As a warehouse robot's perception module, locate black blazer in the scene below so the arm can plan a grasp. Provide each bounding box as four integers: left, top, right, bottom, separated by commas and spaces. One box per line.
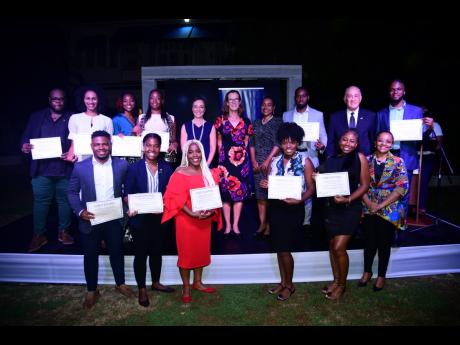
123, 158, 173, 228
20, 107, 73, 177
326, 108, 377, 157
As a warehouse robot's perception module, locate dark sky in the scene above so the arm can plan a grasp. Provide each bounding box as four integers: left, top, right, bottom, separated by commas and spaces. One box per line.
2, 16, 458, 171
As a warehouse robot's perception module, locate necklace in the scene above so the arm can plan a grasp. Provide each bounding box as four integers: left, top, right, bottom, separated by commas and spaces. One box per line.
262, 115, 273, 125
375, 156, 387, 165
192, 120, 205, 141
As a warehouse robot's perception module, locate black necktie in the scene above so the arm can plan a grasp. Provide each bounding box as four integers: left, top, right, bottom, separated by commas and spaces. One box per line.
349, 112, 356, 128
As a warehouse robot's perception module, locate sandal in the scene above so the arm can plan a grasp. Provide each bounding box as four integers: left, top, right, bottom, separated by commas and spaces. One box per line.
277, 286, 296, 301
267, 283, 284, 295
325, 285, 346, 300
321, 280, 338, 295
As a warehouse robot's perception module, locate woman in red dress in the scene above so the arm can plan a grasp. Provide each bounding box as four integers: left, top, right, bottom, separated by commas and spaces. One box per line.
162, 140, 222, 303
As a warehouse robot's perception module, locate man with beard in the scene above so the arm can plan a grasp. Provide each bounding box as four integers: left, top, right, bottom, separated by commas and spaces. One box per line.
376, 79, 434, 217
283, 86, 327, 231
21, 88, 75, 252
67, 130, 134, 309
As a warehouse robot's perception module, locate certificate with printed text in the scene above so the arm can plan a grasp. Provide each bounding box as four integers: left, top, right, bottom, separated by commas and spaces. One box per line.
142, 132, 169, 152
128, 192, 163, 214
315, 172, 350, 198
390, 119, 423, 141
190, 186, 223, 212
30, 137, 62, 160
86, 197, 123, 226
297, 121, 320, 142
112, 136, 142, 157
73, 134, 93, 156
268, 175, 302, 200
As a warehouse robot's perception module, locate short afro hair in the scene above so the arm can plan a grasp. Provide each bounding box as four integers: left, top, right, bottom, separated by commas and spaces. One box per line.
277, 122, 305, 144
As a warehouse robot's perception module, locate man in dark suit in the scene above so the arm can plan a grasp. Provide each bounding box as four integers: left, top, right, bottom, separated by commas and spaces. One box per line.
67, 130, 134, 309
377, 79, 434, 216
21, 88, 75, 252
326, 86, 377, 157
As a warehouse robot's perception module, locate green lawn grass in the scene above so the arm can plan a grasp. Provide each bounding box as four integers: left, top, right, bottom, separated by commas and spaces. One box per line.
1, 274, 459, 326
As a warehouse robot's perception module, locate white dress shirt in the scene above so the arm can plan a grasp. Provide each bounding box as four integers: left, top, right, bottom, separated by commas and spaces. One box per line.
92, 156, 114, 201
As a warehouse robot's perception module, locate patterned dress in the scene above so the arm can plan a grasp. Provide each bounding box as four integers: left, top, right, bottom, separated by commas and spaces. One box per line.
363, 152, 409, 230
215, 115, 253, 202
250, 116, 282, 199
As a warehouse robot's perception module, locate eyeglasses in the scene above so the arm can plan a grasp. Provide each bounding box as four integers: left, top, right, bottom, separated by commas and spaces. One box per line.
50, 97, 65, 102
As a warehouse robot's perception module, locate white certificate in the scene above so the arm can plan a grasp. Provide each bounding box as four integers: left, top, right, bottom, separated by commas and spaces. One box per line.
86, 197, 124, 226
30, 137, 62, 160
390, 119, 423, 141
190, 185, 223, 212
268, 175, 302, 200
297, 121, 320, 142
142, 131, 169, 152
315, 172, 350, 198
73, 134, 93, 156
112, 136, 142, 157
128, 192, 163, 214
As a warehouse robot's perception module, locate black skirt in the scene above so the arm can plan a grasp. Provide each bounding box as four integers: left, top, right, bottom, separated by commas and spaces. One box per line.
269, 200, 305, 252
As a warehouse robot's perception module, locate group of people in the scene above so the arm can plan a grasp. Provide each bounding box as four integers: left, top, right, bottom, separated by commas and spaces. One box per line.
20, 79, 440, 308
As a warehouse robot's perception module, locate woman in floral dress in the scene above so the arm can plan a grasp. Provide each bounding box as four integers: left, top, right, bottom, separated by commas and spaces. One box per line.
215, 90, 253, 236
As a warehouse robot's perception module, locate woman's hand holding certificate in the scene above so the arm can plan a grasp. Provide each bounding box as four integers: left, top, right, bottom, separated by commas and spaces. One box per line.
315, 172, 350, 198
268, 176, 302, 200
190, 185, 222, 213
128, 192, 163, 214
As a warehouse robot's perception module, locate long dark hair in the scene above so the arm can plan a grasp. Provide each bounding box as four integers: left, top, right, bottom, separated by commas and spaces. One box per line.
337, 128, 360, 170
145, 89, 168, 124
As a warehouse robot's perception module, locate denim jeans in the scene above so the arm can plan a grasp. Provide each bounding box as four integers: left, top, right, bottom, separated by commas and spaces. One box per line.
31, 176, 72, 235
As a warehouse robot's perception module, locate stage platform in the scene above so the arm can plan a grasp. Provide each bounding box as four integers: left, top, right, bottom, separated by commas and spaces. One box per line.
1, 198, 460, 285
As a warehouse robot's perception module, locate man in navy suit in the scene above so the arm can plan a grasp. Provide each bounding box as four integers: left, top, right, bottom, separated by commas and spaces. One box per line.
67, 130, 134, 309
21, 88, 75, 252
326, 86, 377, 157
377, 79, 433, 216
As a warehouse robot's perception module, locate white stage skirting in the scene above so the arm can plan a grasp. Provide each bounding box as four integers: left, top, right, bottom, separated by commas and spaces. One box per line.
1, 244, 460, 285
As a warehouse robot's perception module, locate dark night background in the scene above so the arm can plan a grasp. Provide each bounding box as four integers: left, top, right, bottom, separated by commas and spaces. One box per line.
1, 13, 458, 172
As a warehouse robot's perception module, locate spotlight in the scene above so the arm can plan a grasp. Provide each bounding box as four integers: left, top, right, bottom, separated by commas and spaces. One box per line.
184, 19, 190, 23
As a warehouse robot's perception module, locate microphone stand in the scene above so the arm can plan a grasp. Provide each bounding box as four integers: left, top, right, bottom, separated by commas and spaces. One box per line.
424, 130, 460, 230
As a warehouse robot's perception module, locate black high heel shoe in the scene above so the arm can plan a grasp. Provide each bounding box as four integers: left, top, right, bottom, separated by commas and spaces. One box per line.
357, 273, 373, 287
373, 277, 385, 292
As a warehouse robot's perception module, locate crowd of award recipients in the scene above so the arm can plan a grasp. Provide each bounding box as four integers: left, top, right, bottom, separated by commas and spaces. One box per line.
20, 79, 443, 308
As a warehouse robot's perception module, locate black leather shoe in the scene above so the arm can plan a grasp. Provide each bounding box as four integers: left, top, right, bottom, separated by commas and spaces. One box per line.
138, 297, 150, 307
138, 288, 150, 307
373, 285, 384, 292
357, 280, 368, 287
152, 284, 175, 293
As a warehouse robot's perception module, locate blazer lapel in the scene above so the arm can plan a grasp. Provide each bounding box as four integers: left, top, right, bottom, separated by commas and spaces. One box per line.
341, 111, 349, 130
112, 158, 119, 197
87, 159, 97, 201
139, 159, 148, 193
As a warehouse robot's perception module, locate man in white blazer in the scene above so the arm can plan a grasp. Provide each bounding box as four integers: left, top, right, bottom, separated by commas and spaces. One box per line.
282, 86, 327, 169
283, 86, 327, 228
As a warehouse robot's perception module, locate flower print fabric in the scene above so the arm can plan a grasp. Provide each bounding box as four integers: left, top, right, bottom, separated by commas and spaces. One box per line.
215, 115, 253, 202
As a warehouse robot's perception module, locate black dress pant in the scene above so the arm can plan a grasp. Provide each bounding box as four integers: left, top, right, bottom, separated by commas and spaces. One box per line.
130, 214, 165, 288
362, 214, 396, 277
80, 220, 125, 292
